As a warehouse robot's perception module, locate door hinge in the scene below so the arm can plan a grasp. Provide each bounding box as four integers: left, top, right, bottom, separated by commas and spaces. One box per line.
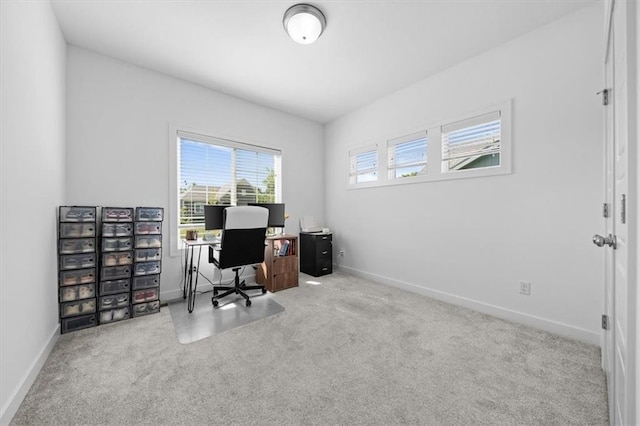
621, 194, 626, 224
597, 88, 609, 106
602, 314, 609, 330
603, 203, 609, 218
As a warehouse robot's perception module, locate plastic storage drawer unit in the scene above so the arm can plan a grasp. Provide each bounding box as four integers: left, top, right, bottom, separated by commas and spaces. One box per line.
101, 207, 134, 222
59, 206, 96, 223
132, 288, 158, 304
60, 268, 96, 286
135, 207, 164, 222
134, 235, 162, 248
99, 293, 129, 310
134, 248, 161, 262
61, 314, 97, 333
60, 253, 96, 270
99, 279, 131, 295
102, 223, 133, 237
100, 265, 131, 281
60, 283, 96, 302
102, 252, 133, 266
132, 275, 160, 290
102, 237, 133, 252
61, 299, 96, 318
132, 301, 160, 317
59, 238, 96, 254
99, 307, 130, 324
133, 261, 161, 276
59, 223, 96, 238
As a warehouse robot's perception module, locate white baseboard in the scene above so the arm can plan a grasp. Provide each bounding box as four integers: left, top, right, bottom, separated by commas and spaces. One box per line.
0, 324, 60, 426
340, 265, 600, 346
160, 288, 185, 303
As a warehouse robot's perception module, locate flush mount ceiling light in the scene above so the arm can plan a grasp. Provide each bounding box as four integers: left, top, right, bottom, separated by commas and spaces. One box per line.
283, 3, 326, 45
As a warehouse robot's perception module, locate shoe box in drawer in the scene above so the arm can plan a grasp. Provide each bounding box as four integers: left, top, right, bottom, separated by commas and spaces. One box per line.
61, 298, 96, 318
133, 222, 162, 235
102, 251, 133, 266
99, 306, 130, 324
60, 268, 96, 286
134, 235, 161, 248
59, 238, 96, 254
59, 206, 96, 223
135, 248, 161, 262
132, 301, 160, 317
59, 223, 96, 238
102, 237, 133, 252
99, 278, 130, 295
60, 283, 96, 302
59, 253, 96, 270
100, 265, 131, 281
134, 222, 162, 235
132, 287, 158, 304
133, 261, 161, 276
99, 293, 129, 310
135, 207, 164, 222
132, 275, 160, 290
61, 314, 97, 333
102, 223, 133, 237
101, 207, 134, 222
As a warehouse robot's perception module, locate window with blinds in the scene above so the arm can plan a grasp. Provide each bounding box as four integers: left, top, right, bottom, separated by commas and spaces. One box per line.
178, 132, 281, 239
388, 131, 427, 180
441, 111, 501, 172
346, 101, 510, 189
349, 145, 378, 184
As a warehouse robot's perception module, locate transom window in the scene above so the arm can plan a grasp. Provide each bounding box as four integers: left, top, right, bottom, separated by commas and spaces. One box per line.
349, 145, 378, 184
347, 100, 511, 188
388, 131, 428, 180
441, 111, 501, 173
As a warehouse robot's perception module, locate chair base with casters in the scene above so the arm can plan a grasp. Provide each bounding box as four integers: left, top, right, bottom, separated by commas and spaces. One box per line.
211, 266, 267, 307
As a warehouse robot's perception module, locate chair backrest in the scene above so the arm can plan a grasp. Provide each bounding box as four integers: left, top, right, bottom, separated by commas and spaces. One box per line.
217, 206, 268, 270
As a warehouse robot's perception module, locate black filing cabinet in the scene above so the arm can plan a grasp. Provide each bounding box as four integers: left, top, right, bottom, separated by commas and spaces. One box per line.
300, 232, 332, 277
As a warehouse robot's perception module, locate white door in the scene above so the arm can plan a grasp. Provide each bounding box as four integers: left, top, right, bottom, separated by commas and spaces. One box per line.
601, 8, 616, 419
596, 1, 636, 424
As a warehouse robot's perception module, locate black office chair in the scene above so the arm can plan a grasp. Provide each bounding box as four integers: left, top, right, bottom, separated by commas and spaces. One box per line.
209, 206, 268, 307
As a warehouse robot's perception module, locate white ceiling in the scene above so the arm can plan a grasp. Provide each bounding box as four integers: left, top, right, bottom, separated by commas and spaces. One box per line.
51, 0, 596, 124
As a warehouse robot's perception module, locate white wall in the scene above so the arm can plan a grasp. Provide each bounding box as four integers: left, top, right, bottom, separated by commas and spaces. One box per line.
0, 1, 66, 423
65, 47, 324, 300
633, 0, 639, 419
637, 0, 640, 415
324, 4, 604, 344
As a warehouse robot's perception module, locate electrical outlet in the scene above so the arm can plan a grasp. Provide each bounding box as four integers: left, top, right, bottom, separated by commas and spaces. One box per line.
338, 249, 345, 257
519, 281, 531, 296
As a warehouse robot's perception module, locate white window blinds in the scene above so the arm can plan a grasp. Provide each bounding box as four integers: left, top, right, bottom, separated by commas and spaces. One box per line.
441, 111, 501, 172
349, 145, 378, 184
388, 131, 428, 179
178, 131, 281, 238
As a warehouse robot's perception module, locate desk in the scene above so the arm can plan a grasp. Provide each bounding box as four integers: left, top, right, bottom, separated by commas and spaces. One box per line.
182, 239, 218, 313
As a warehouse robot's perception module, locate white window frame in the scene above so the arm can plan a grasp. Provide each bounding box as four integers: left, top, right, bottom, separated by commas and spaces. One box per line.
387, 131, 428, 181
169, 124, 282, 256
348, 144, 379, 188
441, 110, 502, 176
347, 100, 511, 189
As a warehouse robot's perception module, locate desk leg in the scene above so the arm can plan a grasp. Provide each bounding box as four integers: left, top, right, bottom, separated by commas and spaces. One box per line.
182, 242, 189, 300
187, 245, 202, 313
186, 246, 195, 312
